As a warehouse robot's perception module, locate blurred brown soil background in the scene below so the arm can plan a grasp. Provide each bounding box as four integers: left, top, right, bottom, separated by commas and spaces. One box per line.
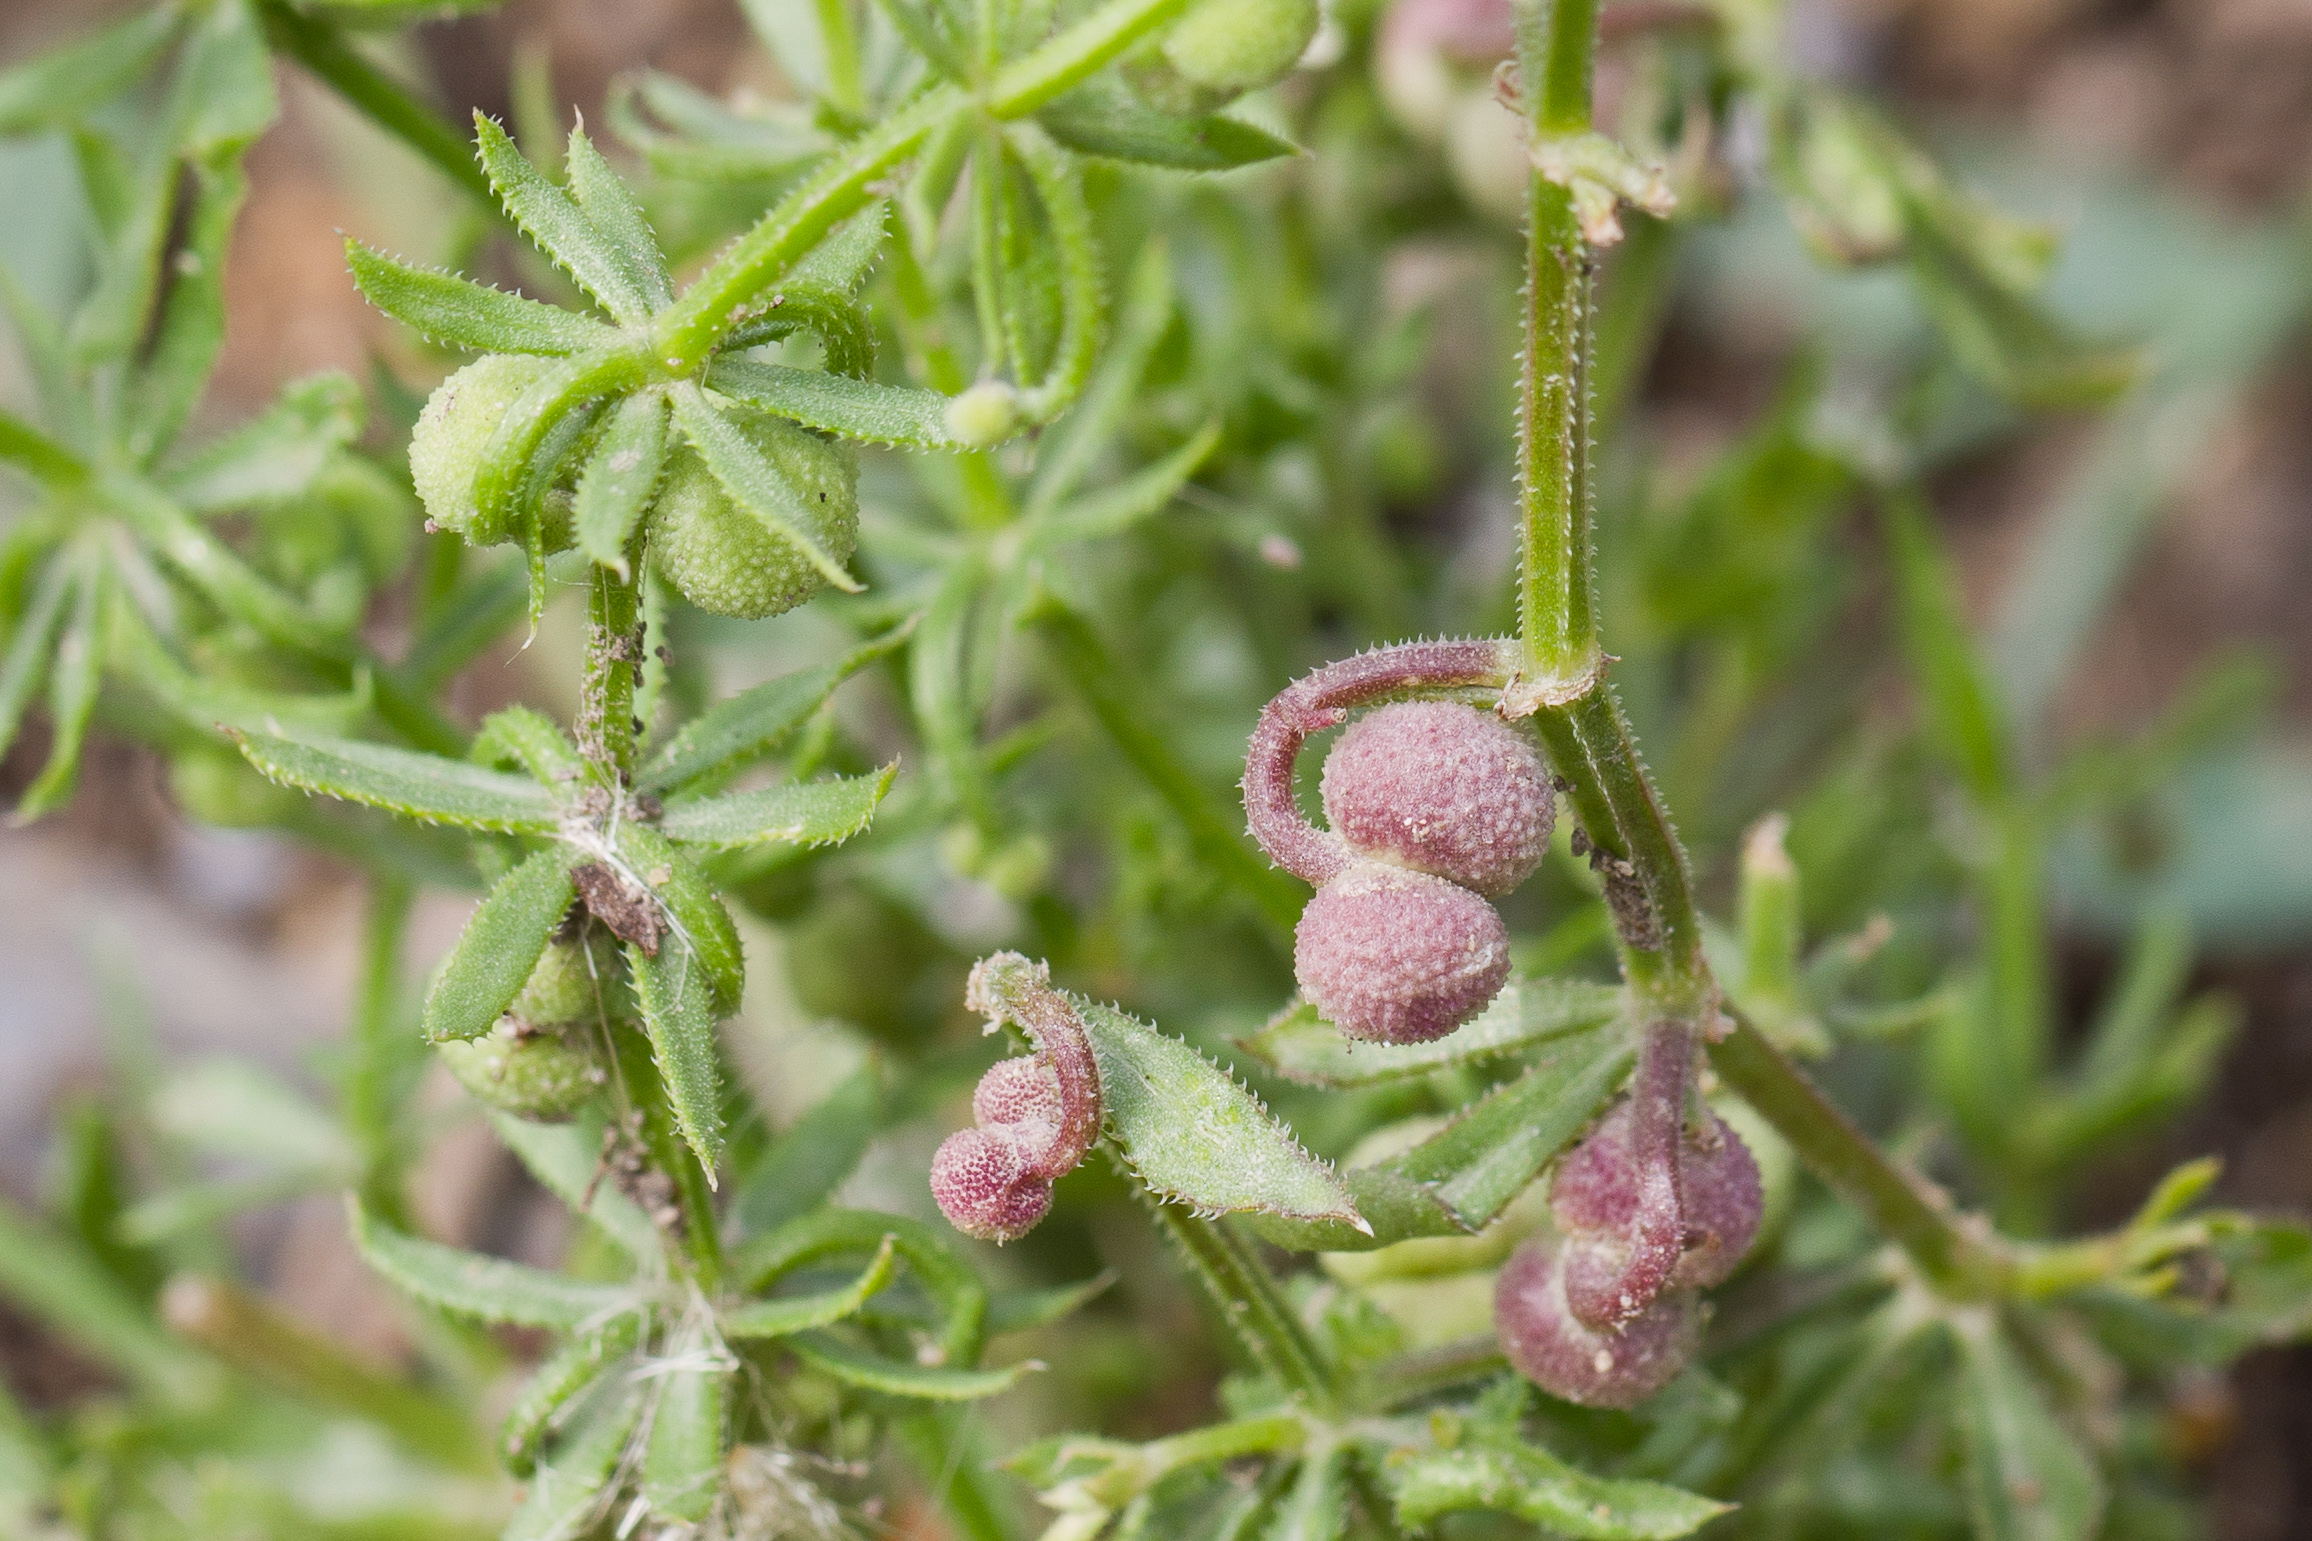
0, 0, 2308, 1534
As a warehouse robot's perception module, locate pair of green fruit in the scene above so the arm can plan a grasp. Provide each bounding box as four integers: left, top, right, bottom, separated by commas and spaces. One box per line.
434, 935, 620, 1121
410, 355, 858, 620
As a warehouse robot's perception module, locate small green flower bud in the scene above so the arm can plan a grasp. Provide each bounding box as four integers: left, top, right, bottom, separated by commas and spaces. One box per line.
944, 381, 1019, 449
410, 355, 552, 547
1162, 0, 1320, 94
436, 1019, 607, 1122
645, 408, 858, 620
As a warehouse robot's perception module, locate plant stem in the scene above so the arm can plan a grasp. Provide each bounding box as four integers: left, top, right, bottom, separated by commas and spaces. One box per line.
346, 875, 415, 1228
657, 0, 1192, 371
1149, 1202, 1334, 1411
255, 2, 496, 211
1503, 0, 2015, 1304
580, 563, 642, 787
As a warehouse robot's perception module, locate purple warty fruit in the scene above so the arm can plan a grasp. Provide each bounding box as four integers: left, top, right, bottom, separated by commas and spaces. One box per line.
933, 954, 1107, 1243
1295, 861, 1511, 1043
930, 1128, 1054, 1243
1320, 700, 1554, 897
1495, 1235, 1698, 1409
1550, 1092, 1764, 1329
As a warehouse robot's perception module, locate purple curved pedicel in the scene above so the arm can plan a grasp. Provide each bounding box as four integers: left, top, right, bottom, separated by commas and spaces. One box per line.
1241, 638, 1517, 885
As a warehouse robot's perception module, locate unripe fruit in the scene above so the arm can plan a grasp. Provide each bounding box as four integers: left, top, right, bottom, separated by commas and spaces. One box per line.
1294, 861, 1510, 1043
436, 1019, 607, 1122
1320, 700, 1553, 897
1495, 1235, 1698, 1409
508, 936, 623, 1027
411, 354, 553, 547
1666, 1110, 1765, 1292
645, 407, 858, 620
943, 381, 1019, 449
929, 1127, 1054, 1243
1161, 0, 1319, 94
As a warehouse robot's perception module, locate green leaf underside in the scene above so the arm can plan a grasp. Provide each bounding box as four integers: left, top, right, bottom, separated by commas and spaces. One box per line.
721, 1235, 895, 1338
707, 357, 962, 449
1387, 1020, 1635, 1228
639, 629, 908, 793
501, 1316, 644, 1478
576, 388, 670, 569
422, 846, 577, 1042
565, 125, 674, 312
1244, 978, 1626, 1087
505, 1379, 645, 1541
1390, 1439, 1730, 1539
164, 372, 364, 511
490, 1111, 662, 1261
1072, 995, 1364, 1228
474, 114, 650, 326
1952, 1316, 2105, 1541
627, 938, 726, 1175
471, 703, 583, 783
641, 1332, 726, 1521
1037, 78, 1300, 170
347, 243, 623, 356
787, 1333, 1026, 1400
617, 823, 746, 1016
656, 765, 893, 849
234, 728, 562, 831
349, 1200, 638, 1329
669, 381, 860, 591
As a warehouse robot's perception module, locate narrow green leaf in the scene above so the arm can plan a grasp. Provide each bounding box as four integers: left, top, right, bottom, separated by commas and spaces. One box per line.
1951, 1313, 2104, 1541
733, 1062, 881, 1236
721, 1234, 895, 1338
616, 823, 746, 1015
505, 1378, 646, 1541
111, 601, 370, 739
347, 243, 622, 356
789, 1332, 1027, 1400
1038, 78, 1300, 170
719, 282, 877, 378
0, 5, 181, 134
1241, 979, 1625, 1087
668, 381, 862, 592
627, 935, 726, 1177
565, 125, 673, 311
656, 763, 894, 850
16, 556, 102, 819
1008, 123, 1101, 424
170, 0, 278, 158
349, 1198, 640, 1329
639, 626, 907, 793
500, 1314, 644, 1477
470, 703, 583, 784
0, 408, 86, 486
129, 160, 245, 462
1026, 238, 1172, 516
1070, 993, 1364, 1228
106, 473, 337, 650
606, 70, 828, 182
0, 549, 74, 765
471, 347, 648, 546
1389, 1437, 1730, 1539
404, 556, 529, 687
234, 727, 561, 831
164, 371, 365, 511
707, 356, 966, 448
642, 1325, 728, 1521
423, 847, 579, 1042
1883, 491, 2014, 806
732, 1209, 988, 1365
491, 1111, 662, 1261
473, 113, 650, 324
988, 1272, 1115, 1335
1384, 1021, 1635, 1229
1027, 421, 1219, 549
70, 133, 174, 365
575, 388, 669, 572
788, 200, 890, 294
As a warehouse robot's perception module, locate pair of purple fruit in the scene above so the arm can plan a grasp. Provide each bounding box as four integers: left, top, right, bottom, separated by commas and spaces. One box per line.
937, 642, 1761, 1408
